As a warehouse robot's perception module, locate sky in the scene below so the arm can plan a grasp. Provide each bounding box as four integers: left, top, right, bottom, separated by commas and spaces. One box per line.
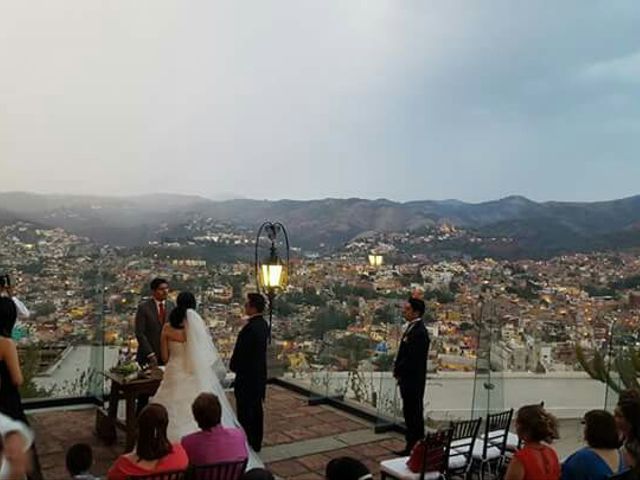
1, 1, 640, 203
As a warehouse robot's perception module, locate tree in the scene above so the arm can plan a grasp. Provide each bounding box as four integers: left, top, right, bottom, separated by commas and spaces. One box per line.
309, 306, 355, 339
34, 302, 56, 317
373, 352, 395, 371
576, 344, 639, 394
18, 345, 54, 399
373, 304, 397, 325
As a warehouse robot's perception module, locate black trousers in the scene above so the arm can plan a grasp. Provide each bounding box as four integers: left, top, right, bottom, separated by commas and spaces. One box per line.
234, 388, 264, 452
399, 380, 425, 451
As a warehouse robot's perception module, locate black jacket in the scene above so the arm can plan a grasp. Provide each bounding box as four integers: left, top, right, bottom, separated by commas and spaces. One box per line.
393, 319, 430, 387
135, 298, 175, 366
230, 315, 269, 397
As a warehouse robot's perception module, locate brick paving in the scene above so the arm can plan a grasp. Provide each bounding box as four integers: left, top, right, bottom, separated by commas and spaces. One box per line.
30, 384, 405, 479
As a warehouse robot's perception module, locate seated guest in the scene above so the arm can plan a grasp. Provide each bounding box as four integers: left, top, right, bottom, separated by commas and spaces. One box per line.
505, 404, 560, 480
66, 444, 100, 480
0, 412, 33, 480
239, 469, 275, 480
325, 457, 372, 480
610, 439, 640, 480
616, 390, 640, 442
107, 404, 188, 480
561, 410, 623, 480
181, 393, 248, 465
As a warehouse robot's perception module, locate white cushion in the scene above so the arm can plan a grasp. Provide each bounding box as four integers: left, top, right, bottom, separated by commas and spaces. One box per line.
471, 442, 502, 460
448, 453, 469, 470
487, 430, 519, 450
380, 457, 443, 480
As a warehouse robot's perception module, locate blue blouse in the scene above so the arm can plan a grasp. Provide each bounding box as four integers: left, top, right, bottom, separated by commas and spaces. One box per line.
561, 447, 623, 480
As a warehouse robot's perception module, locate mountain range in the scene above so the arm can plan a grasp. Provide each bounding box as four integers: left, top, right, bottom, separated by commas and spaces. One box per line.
2, 191, 640, 258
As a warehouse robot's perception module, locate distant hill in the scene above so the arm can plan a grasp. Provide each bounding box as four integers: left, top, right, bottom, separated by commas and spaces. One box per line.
1, 192, 640, 258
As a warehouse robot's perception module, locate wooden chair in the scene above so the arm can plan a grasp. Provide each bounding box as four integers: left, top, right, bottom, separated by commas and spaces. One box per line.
469, 409, 513, 480
380, 428, 453, 480
126, 469, 187, 480
190, 459, 249, 480
448, 417, 482, 479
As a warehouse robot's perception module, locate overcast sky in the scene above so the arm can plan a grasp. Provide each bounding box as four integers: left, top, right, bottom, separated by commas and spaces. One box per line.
1, 1, 639, 203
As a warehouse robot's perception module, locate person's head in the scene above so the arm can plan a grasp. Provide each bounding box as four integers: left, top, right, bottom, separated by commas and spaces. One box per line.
624, 439, 640, 473
66, 443, 93, 476
191, 392, 222, 430
403, 297, 425, 322
583, 410, 620, 449
135, 404, 172, 461
0, 297, 17, 338
515, 404, 559, 444
150, 278, 169, 302
245, 293, 266, 317
325, 457, 372, 480
169, 291, 197, 329
239, 469, 275, 480
615, 390, 640, 441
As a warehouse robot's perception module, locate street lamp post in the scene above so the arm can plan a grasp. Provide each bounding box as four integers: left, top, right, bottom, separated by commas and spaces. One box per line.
255, 221, 290, 342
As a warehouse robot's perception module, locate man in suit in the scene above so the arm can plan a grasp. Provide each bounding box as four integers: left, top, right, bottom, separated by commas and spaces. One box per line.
230, 293, 269, 452
393, 297, 430, 455
135, 277, 174, 411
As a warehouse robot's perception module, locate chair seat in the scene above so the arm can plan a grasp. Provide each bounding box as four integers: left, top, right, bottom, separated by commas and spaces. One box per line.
380, 457, 443, 480
470, 442, 502, 461
448, 453, 469, 470
485, 431, 518, 449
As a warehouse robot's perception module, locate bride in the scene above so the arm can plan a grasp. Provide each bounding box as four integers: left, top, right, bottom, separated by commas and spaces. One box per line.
150, 291, 262, 469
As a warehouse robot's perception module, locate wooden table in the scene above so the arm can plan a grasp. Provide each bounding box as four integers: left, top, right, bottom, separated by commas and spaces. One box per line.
96, 371, 162, 451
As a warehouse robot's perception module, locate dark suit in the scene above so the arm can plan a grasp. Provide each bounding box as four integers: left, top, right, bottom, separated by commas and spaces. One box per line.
394, 318, 430, 451
135, 298, 175, 367
135, 298, 174, 413
230, 315, 269, 452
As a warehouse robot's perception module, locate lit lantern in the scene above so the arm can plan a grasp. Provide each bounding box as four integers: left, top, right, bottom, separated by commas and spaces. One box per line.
368, 253, 384, 267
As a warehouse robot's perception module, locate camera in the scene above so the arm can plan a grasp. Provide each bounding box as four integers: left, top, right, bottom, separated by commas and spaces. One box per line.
0, 274, 11, 289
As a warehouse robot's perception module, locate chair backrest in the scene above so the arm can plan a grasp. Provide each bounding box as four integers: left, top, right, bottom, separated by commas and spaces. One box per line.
190, 459, 249, 480
127, 469, 187, 480
483, 409, 514, 458
417, 428, 453, 480
449, 417, 482, 465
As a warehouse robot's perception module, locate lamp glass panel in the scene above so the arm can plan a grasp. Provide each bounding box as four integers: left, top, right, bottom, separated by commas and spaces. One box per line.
261, 263, 283, 288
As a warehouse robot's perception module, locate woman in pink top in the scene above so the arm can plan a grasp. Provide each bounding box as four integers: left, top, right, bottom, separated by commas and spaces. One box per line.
505, 404, 561, 480
108, 404, 188, 480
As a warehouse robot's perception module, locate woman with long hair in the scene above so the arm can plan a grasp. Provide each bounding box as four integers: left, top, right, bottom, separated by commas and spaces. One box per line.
505, 404, 560, 480
107, 404, 188, 480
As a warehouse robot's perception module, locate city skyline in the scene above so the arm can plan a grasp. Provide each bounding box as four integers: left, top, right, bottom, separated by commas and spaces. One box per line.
1, 2, 640, 202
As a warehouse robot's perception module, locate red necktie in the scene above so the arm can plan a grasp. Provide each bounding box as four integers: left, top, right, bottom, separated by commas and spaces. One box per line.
158, 302, 166, 324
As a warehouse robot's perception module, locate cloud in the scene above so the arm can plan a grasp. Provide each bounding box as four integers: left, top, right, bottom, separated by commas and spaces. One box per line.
581, 50, 640, 84
1, 1, 640, 202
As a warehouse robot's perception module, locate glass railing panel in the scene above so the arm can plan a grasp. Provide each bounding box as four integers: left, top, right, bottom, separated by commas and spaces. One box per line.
0, 224, 111, 402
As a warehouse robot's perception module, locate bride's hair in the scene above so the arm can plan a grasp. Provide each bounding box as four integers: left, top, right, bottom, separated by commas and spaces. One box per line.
169, 291, 197, 329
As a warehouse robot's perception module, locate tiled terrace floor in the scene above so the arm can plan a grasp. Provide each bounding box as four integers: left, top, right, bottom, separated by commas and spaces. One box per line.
30, 385, 404, 479
30, 384, 582, 479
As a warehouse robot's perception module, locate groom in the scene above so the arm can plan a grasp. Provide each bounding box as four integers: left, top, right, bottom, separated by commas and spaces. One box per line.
230, 293, 269, 452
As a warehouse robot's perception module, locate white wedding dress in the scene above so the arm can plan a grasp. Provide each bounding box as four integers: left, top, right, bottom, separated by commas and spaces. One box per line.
151, 309, 263, 469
